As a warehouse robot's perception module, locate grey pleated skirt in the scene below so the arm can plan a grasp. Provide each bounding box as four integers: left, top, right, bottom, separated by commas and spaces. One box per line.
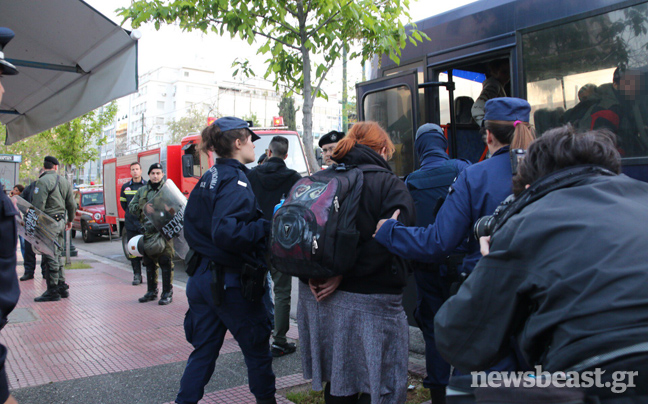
297, 281, 409, 404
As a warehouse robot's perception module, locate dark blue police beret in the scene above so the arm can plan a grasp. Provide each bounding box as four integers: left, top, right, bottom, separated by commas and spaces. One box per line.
0, 27, 18, 76
212, 116, 260, 142
484, 97, 531, 123
319, 130, 345, 148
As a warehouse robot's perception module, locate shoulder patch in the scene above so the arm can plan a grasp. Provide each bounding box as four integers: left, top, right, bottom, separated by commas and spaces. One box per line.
34, 187, 39, 194
237, 180, 248, 188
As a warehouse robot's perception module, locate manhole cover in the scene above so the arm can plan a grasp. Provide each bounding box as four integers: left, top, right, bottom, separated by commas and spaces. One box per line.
7, 308, 40, 324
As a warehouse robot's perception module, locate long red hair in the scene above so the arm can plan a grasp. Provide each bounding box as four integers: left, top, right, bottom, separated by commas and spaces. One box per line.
332, 121, 395, 161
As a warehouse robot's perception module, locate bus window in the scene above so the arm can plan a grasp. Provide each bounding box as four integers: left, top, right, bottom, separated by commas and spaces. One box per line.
363, 86, 415, 176
439, 70, 486, 126
522, 3, 648, 157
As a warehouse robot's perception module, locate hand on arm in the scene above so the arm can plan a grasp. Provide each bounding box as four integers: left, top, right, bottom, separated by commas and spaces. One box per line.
373, 209, 400, 237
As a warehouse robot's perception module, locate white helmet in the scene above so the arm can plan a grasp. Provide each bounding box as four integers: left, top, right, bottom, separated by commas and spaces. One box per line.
127, 235, 144, 258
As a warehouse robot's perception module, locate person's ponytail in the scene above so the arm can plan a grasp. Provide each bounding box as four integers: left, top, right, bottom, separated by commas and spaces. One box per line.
510, 122, 536, 149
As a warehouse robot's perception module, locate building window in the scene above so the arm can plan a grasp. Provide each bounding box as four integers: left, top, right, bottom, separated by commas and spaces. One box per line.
157, 101, 165, 110
184, 71, 189, 77
156, 117, 164, 125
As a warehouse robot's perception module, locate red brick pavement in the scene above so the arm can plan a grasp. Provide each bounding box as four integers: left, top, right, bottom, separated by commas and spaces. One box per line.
2, 253, 303, 399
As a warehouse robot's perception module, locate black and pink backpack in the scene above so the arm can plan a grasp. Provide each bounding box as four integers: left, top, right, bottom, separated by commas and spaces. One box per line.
270, 163, 389, 278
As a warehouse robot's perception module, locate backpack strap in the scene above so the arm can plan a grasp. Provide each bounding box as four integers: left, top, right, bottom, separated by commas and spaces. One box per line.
357, 164, 393, 175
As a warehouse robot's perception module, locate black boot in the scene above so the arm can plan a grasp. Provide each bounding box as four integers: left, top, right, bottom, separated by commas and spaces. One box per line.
20, 272, 34, 281
132, 259, 142, 285
35, 285, 61, 302
158, 267, 173, 305
58, 281, 70, 298
139, 266, 158, 303
430, 387, 446, 404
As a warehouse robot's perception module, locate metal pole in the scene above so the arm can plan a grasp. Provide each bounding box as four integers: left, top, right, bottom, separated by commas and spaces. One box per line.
65, 228, 71, 265
447, 70, 458, 159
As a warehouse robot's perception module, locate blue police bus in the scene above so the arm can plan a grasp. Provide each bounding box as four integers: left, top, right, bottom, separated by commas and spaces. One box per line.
357, 0, 648, 182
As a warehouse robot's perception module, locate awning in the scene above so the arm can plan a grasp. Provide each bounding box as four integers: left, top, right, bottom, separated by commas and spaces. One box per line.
0, 0, 138, 145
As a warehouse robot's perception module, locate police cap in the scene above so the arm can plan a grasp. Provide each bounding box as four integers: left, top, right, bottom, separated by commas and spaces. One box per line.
319, 131, 345, 148
0, 28, 18, 76
44, 156, 60, 166
213, 116, 260, 142
483, 97, 531, 123
148, 162, 163, 175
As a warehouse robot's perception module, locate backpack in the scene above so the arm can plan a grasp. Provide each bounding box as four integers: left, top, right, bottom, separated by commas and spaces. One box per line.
270, 163, 390, 278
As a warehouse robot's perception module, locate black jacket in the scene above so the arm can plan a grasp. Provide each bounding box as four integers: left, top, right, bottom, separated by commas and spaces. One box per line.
120, 178, 147, 232
0, 188, 19, 387
247, 157, 301, 221
435, 173, 648, 373
333, 144, 415, 294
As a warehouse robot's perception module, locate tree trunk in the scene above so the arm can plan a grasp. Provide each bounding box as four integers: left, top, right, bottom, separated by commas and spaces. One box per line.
297, 1, 319, 173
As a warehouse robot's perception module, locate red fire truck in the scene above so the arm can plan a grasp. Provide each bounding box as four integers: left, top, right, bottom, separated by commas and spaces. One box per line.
103, 122, 311, 258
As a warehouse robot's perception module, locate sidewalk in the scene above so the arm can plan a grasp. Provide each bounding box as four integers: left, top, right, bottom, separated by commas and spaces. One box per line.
3, 250, 428, 403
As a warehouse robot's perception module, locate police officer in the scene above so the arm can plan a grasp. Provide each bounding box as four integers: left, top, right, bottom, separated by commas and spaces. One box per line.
404, 123, 470, 403
32, 156, 77, 302
120, 162, 147, 285
0, 26, 20, 404
177, 117, 276, 404
374, 98, 536, 373
318, 130, 345, 166
129, 163, 174, 305
375, 98, 535, 275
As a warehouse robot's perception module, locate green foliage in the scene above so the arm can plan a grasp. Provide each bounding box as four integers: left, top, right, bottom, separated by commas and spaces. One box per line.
119, 0, 429, 169
278, 94, 297, 130
285, 389, 324, 404
241, 112, 260, 127
168, 107, 209, 144
43, 102, 118, 172
0, 125, 52, 183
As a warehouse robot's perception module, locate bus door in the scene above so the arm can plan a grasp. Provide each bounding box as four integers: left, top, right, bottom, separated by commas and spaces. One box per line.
356, 69, 419, 178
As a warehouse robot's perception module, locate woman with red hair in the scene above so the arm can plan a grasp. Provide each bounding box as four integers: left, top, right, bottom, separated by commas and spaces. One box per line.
298, 121, 415, 404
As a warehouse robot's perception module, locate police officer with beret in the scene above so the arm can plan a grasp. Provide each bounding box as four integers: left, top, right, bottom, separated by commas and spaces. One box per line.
318, 130, 345, 166
129, 163, 175, 305
177, 117, 276, 404
32, 155, 77, 302
120, 162, 147, 285
0, 26, 20, 404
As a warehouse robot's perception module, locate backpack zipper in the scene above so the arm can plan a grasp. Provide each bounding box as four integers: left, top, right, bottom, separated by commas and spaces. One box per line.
312, 236, 318, 254
334, 196, 339, 212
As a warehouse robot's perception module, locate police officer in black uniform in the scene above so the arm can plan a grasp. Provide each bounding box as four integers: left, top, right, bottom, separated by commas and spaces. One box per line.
318, 130, 345, 166
0, 26, 20, 404
177, 117, 276, 404
120, 162, 147, 285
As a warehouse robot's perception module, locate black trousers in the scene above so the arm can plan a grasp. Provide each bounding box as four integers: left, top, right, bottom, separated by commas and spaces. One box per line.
23, 240, 48, 277
125, 229, 143, 275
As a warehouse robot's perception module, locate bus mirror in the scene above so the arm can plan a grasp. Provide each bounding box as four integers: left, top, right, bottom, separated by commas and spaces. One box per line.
182, 154, 194, 178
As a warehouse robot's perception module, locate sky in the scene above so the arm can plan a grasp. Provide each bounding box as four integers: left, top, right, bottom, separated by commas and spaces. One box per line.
86, 0, 479, 91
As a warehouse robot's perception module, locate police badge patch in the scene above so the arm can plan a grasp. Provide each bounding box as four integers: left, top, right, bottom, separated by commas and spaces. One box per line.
34, 187, 39, 194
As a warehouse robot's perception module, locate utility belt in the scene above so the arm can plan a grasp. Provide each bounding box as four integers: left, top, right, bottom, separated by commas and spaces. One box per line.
52, 213, 64, 222
185, 248, 267, 306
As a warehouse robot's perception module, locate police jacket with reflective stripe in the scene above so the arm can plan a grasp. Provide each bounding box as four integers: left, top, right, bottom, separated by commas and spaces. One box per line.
121, 179, 147, 232
435, 173, 648, 373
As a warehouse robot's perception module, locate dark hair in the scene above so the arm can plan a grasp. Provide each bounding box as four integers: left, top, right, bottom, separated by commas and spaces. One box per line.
332, 121, 395, 161
199, 125, 249, 158
480, 120, 536, 150
130, 162, 141, 168
14, 184, 24, 193
512, 125, 621, 196
44, 161, 55, 169
268, 136, 289, 158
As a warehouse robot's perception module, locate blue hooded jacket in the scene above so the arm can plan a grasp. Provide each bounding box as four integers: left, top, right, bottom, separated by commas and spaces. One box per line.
405, 124, 470, 228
